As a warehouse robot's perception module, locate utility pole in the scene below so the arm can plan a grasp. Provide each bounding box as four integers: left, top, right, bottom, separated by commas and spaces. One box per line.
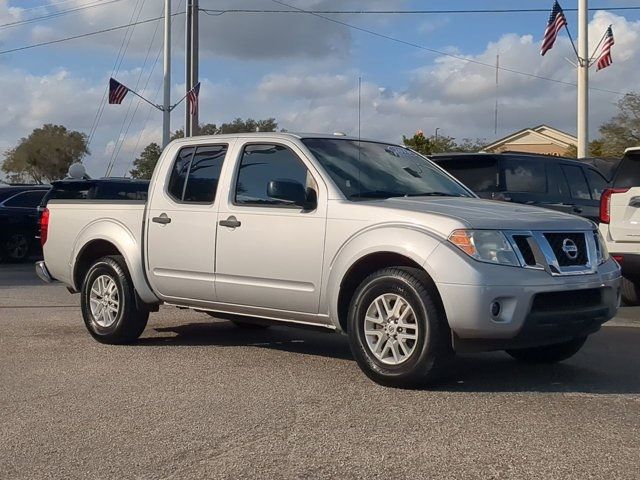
190, 0, 199, 135
162, 0, 171, 148
184, 0, 192, 137
577, 0, 589, 157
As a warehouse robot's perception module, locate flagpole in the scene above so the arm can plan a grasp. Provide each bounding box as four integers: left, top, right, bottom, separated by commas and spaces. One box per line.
577, 0, 588, 158
588, 26, 609, 65
162, 0, 171, 148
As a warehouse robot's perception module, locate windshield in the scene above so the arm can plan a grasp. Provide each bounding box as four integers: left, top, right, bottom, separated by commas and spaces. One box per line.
301, 138, 473, 200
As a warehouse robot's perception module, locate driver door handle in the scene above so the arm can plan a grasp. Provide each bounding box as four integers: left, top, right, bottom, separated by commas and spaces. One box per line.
219, 216, 241, 228
152, 213, 171, 224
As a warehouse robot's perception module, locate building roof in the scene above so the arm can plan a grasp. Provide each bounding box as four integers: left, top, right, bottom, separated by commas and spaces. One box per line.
484, 125, 577, 151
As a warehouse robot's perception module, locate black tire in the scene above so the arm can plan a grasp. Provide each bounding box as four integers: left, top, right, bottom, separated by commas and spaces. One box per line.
2, 231, 31, 262
505, 336, 587, 364
80, 255, 149, 344
620, 276, 640, 306
347, 267, 452, 388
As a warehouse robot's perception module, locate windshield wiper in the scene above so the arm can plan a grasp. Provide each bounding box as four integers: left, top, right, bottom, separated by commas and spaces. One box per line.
403, 192, 463, 197
349, 190, 403, 199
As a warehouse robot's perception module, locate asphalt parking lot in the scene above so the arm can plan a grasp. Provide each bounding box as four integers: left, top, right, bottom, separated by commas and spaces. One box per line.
1, 264, 639, 479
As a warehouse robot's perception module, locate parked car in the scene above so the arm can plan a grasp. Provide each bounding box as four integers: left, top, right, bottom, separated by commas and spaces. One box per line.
599, 147, 640, 304
431, 152, 610, 222
36, 133, 620, 387
41, 178, 149, 206
0, 185, 50, 262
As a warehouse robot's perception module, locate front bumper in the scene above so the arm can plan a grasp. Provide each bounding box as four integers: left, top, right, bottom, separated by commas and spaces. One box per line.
434, 258, 621, 352
35, 260, 53, 283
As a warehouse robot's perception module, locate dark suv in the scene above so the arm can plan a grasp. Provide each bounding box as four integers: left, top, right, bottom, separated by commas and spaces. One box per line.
0, 185, 50, 261
431, 153, 611, 221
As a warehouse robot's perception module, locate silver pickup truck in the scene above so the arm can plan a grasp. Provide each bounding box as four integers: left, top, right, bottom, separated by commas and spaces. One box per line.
37, 133, 621, 387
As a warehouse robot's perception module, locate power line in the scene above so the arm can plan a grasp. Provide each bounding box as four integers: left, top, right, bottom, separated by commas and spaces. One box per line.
86, 0, 144, 159
201, 6, 640, 15
268, 0, 626, 96
0, 0, 126, 30
0, 13, 182, 56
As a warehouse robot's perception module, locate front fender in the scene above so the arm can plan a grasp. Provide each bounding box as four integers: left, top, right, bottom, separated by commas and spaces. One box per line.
321, 223, 444, 331
71, 218, 158, 304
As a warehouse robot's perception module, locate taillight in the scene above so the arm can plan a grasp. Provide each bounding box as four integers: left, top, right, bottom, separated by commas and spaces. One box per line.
40, 207, 49, 247
599, 188, 629, 224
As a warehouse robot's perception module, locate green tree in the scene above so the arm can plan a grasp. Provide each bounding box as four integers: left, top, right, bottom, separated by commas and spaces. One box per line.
595, 92, 640, 157
2, 124, 89, 183
402, 130, 431, 155
130, 142, 162, 179
402, 130, 486, 155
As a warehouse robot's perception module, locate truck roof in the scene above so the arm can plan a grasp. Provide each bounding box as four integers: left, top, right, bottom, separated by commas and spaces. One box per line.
168, 131, 391, 145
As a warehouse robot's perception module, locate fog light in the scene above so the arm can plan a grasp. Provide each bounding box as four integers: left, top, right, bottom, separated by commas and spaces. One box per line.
490, 301, 501, 317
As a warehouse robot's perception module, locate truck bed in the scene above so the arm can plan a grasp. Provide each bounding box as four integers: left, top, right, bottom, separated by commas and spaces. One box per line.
44, 200, 146, 288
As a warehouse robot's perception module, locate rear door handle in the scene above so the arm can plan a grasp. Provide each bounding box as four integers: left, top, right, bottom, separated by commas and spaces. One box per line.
152, 213, 171, 224
219, 216, 241, 228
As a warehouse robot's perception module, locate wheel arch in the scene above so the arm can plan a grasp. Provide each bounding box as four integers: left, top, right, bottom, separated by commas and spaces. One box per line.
322, 224, 444, 333
71, 221, 158, 304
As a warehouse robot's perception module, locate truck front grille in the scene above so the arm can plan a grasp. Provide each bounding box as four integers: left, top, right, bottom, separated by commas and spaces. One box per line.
543, 232, 588, 267
506, 230, 596, 276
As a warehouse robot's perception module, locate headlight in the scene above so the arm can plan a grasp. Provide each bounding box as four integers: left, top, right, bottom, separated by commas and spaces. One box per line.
595, 230, 609, 265
449, 229, 520, 267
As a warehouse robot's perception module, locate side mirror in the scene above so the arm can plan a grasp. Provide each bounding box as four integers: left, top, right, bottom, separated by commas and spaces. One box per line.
267, 179, 316, 209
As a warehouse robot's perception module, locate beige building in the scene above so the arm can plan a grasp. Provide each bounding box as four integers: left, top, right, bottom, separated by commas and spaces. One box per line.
484, 125, 577, 156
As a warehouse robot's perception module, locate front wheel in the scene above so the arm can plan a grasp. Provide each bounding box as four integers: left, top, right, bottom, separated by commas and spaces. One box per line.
347, 267, 452, 388
505, 336, 587, 364
81, 255, 149, 344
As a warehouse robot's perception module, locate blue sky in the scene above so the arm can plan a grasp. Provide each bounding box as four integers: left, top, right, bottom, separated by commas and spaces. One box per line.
2, 0, 640, 177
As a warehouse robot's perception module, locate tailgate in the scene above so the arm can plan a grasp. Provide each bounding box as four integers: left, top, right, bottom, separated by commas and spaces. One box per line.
609, 187, 640, 241
610, 151, 640, 242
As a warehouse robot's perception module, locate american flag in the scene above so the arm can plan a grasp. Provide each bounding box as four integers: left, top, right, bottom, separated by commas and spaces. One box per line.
596, 26, 615, 71
108, 77, 129, 104
187, 82, 201, 116
541, 1, 568, 56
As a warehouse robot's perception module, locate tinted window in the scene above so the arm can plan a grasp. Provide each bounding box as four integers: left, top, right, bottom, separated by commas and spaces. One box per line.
562, 165, 591, 200
4, 190, 47, 208
547, 163, 570, 196
302, 139, 471, 199
437, 157, 498, 192
167, 147, 195, 201
182, 146, 226, 203
92, 182, 149, 200
613, 152, 640, 188
502, 157, 546, 193
586, 169, 608, 201
235, 144, 312, 206
167, 146, 226, 203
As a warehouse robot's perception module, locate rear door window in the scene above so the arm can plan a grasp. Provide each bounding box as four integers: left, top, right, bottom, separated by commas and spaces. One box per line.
561, 165, 591, 200
547, 163, 570, 197
3, 190, 47, 208
586, 169, 608, 201
166, 145, 227, 203
613, 152, 640, 188
502, 157, 546, 193
436, 157, 498, 192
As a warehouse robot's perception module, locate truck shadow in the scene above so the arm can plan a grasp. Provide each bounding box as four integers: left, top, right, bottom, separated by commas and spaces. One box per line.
139, 322, 640, 394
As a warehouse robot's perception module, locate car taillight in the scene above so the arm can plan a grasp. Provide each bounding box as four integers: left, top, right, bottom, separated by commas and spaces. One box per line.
40, 207, 49, 246
599, 188, 629, 224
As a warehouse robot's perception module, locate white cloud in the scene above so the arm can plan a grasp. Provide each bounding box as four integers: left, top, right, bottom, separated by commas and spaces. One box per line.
3, 10, 640, 180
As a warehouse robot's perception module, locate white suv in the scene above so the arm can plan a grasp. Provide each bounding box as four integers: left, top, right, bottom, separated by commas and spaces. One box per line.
599, 147, 640, 304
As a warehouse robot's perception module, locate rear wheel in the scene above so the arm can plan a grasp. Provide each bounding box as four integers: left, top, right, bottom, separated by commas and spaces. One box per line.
3, 232, 31, 262
81, 255, 149, 344
347, 267, 452, 388
505, 336, 587, 364
620, 276, 640, 306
